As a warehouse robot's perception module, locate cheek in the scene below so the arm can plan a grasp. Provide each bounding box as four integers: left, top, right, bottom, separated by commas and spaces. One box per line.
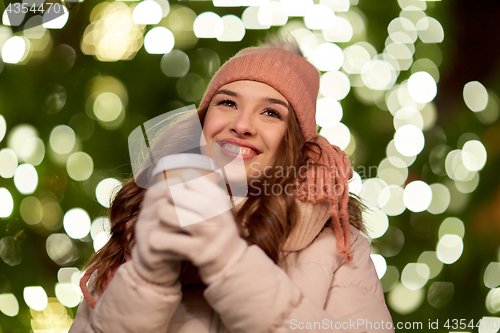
264, 126, 287, 154
202, 110, 226, 140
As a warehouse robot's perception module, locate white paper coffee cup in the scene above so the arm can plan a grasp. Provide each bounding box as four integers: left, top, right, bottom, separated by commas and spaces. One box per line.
152, 153, 220, 185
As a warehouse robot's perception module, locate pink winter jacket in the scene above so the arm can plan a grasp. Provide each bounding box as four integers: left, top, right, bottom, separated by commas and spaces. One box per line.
70, 201, 394, 333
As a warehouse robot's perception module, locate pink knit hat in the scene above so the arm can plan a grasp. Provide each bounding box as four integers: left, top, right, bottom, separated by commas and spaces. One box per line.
198, 46, 354, 261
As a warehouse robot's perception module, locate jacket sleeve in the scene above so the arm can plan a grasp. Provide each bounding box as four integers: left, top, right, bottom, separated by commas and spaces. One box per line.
69, 261, 182, 333
203, 228, 394, 333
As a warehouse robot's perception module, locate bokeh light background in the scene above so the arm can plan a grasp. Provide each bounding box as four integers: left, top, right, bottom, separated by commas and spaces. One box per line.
1, 0, 500, 331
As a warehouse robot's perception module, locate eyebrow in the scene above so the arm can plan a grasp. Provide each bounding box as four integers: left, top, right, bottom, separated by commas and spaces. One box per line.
214, 89, 290, 110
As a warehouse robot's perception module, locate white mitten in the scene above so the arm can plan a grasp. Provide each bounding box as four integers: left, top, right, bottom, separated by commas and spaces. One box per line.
131, 184, 184, 287
150, 170, 248, 285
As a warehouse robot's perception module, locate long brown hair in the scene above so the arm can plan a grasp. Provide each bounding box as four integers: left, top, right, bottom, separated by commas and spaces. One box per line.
84, 104, 365, 295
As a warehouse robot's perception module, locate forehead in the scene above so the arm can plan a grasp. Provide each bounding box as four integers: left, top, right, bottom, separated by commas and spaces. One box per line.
217, 81, 289, 103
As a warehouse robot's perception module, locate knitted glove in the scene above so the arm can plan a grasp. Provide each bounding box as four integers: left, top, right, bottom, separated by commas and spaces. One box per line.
150, 169, 248, 285
131, 183, 184, 287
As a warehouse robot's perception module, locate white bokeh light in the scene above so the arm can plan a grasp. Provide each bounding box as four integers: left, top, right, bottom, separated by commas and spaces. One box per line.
360, 178, 389, 208
216, 15, 246, 42
407, 71, 437, 103
393, 107, 423, 130
313, 43, 344, 72
66, 152, 93, 181
13, 163, 38, 195
370, 254, 387, 279
379, 185, 406, 216
133, 0, 163, 25
323, 16, 353, 43
484, 263, 500, 289
417, 251, 443, 279
281, 0, 314, 16
479, 317, 500, 333
342, 44, 371, 74
63, 208, 91, 239
1, 36, 28, 64
439, 217, 465, 239
348, 171, 362, 195
388, 283, 425, 315
304, 4, 335, 30
7, 124, 38, 158
320, 0, 349, 11
0, 115, 6, 142
463, 81, 488, 112
242, 6, 271, 30
57, 267, 80, 284
95, 178, 122, 208
427, 183, 450, 215
91, 217, 112, 251
50, 125, 76, 155
94, 92, 122, 122
261, 1, 287, 26
23, 286, 48, 311
401, 263, 429, 291
319, 71, 350, 100
144, 27, 175, 54
462, 140, 487, 171
394, 124, 424, 157
416, 17, 444, 43
194, 12, 223, 37
437, 234, 463, 264
319, 122, 351, 150
388, 17, 417, 42
55, 283, 82, 308
90, 217, 111, 240
42, 4, 69, 29
485, 292, 500, 315
445, 149, 467, 181
0, 148, 18, 178
378, 157, 408, 186
362, 208, 389, 239
361, 59, 397, 91
403, 180, 432, 212
0, 293, 19, 317
316, 97, 343, 127
0, 188, 14, 218
21, 137, 45, 166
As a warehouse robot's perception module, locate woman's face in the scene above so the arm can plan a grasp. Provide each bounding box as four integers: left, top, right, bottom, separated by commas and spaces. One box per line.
201, 80, 290, 185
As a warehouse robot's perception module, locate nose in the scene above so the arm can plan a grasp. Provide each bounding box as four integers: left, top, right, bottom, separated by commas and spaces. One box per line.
230, 108, 256, 137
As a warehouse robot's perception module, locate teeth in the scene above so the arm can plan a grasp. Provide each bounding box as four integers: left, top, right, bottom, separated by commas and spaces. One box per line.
221, 143, 257, 156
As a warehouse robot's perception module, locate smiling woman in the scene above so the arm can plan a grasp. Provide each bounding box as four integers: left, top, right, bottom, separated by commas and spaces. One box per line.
201, 81, 290, 181
69, 36, 394, 333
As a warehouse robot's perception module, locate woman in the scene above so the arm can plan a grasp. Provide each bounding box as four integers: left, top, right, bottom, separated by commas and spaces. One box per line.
70, 38, 394, 333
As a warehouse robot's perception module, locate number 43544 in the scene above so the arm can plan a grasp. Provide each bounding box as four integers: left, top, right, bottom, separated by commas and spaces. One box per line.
443, 319, 481, 330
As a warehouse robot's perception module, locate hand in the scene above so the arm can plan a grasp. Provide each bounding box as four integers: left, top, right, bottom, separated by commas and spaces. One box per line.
150, 169, 248, 285
131, 183, 184, 287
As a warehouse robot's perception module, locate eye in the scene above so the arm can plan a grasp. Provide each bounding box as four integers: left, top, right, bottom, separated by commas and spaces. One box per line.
263, 108, 283, 120
217, 99, 237, 108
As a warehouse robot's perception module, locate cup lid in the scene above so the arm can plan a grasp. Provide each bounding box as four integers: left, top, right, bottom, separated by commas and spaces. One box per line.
152, 154, 215, 178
